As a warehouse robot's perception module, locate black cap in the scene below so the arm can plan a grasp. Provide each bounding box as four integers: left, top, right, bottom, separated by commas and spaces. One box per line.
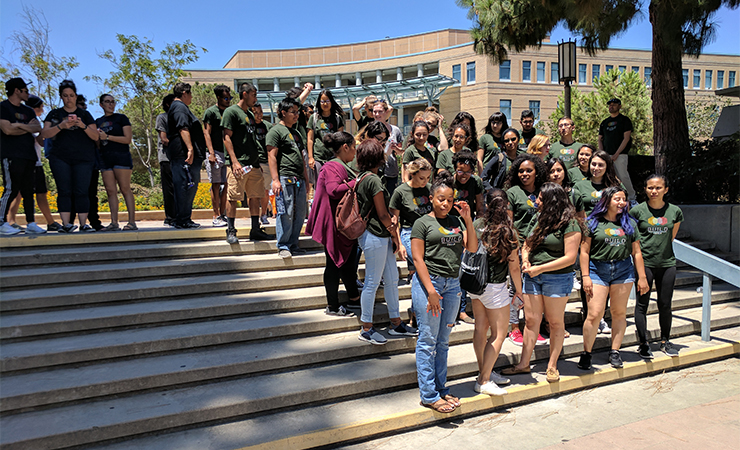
25, 94, 43, 108
5, 77, 28, 95
607, 98, 621, 105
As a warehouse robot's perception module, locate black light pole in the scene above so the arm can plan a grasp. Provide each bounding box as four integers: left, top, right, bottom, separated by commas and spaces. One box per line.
558, 39, 577, 118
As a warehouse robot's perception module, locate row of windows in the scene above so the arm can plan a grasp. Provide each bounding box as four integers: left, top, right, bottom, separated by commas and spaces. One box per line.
682, 69, 736, 90
499, 100, 541, 123
452, 62, 476, 85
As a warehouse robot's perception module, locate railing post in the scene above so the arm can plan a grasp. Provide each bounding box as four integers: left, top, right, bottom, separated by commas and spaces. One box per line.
702, 272, 713, 341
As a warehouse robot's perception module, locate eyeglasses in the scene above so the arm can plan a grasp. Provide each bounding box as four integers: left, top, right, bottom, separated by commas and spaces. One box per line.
521, 120, 534, 125
319, 100, 331, 104
504, 137, 518, 143
102, 99, 116, 104
287, 109, 300, 115
456, 170, 474, 175
221, 96, 232, 101
374, 135, 388, 144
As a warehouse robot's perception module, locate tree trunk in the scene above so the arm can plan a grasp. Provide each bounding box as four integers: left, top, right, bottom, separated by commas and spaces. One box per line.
650, 1, 691, 175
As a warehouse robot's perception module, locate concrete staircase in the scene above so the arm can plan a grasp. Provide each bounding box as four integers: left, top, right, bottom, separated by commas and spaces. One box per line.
1, 225, 738, 450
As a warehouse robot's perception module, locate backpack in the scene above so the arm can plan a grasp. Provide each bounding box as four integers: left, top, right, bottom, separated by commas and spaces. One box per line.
482, 152, 507, 192
335, 173, 371, 240
459, 241, 488, 296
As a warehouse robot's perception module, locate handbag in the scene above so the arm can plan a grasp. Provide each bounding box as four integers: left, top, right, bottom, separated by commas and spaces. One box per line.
459, 241, 488, 296
335, 173, 371, 240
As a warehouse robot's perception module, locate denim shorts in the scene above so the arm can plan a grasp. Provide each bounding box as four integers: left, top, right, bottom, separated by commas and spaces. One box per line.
589, 258, 635, 286
100, 151, 133, 171
523, 272, 574, 298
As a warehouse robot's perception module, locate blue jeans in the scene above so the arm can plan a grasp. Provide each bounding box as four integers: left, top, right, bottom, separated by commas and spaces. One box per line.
412, 273, 461, 405
276, 176, 307, 252
400, 227, 415, 271
523, 272, 574, 297
49, 156, 93, 213
358, 229, 400, 323
171, 157, 202, 226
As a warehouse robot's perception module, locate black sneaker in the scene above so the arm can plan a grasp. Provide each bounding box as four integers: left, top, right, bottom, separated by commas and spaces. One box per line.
660, 341, 679, 357
638, 343, 654, 360
577, 351, 592, 370
226, 228, 238, 244
80, 224, 96, 232
609, 350, 623, 368
58, 223, 78, 233
324, 305, 356, 317
249, 228, 273, 241
291, 247, 308, 255
46, 222, 62, 232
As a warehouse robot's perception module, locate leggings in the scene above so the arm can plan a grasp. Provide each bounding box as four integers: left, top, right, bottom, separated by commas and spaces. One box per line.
1, 158, 35, 223
324, 243, 360, 311
634, 265, 676, 344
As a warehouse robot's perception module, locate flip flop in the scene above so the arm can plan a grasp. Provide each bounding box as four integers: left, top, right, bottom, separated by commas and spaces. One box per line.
501, 366, 531, 375
420, 399, 456, 414
443, 394, 461, 407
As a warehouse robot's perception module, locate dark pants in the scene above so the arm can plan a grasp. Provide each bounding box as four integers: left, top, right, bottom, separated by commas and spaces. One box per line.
1, 157, 35, 223
324, 242, 360, 311
160, 161, 175, 222
70, 168, 101, 228
170, 157, 202, 226
634, 266, 676, 344
49, 156, 93, 215
383, 176, 397, 195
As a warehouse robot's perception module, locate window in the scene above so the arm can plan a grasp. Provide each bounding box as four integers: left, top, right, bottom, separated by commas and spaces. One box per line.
536, 61, 545, 82
452, 64, 461, 83
729, 71, 736, 87
466, 62, 476, 84
499, 61, 511, 81
579, 64, 587, 84
606, 64, 613, 72
529, 101, 541, 121
693, 69, 701, 89
705, 70, 713, 90
618, 65, 626, 73
592, 64, 601, 81
551, 62, 559, 83
644, 67, 652, 88
718, 70, 725, 89
683, 69, 689, 88
522, 61, 531, 81
500, 100, 512, 122
632, 66, 640, 73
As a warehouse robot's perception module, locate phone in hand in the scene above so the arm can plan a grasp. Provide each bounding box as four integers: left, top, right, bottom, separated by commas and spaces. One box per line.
68, 114, 77, 121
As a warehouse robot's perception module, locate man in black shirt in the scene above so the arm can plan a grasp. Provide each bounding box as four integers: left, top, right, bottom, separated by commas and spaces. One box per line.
598, 98, 636, 203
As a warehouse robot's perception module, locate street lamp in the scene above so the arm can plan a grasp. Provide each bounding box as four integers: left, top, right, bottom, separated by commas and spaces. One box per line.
558, 39, 577, 118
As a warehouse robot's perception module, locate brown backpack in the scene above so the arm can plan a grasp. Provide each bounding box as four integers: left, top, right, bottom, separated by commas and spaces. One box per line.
335, 173, 371, 240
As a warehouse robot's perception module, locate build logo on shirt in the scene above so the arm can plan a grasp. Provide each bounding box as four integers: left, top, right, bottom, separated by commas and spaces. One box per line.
98, 120, 113, 133
604, 227, 627, 246
454, 189, 470, 200
438, 226, 463, 246
647, 217, 669, 235
559, 148, 575, 155
413, 196, 432, 215
606, 120, 618, 132
526, 194, 537, 209
15, 112, 29, 121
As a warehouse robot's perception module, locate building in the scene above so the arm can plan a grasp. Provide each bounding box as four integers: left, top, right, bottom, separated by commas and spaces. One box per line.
185, 29, 740, 135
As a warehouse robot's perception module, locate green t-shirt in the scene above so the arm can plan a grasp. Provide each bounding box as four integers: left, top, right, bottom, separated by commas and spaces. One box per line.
548, 140, 584, 169
220, 104, 260, 167
452, 175, 484, 219
479, 134, 502, 168
507, 185, 539, 244
631, 202, 683, 268
389, 182, 432, 229
435, 146, 472, 174
403, 143, 436, 172
586, 219, 639, 262
572, 179, 626, 216
255, 121, 272, 164
356, 171, 390, 237
525, 215, 582, 274
203, 105, 225, 154
568, 166, 589, 183
308, 112, 343, 165
473, 217, 510, 284
411, 213, 466, 278
265, 123, 305, 179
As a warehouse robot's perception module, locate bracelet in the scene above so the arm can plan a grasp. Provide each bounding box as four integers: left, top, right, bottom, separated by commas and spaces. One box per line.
82, 125, 88, 130
56, 124, 61, 130
582, 274, 590, 277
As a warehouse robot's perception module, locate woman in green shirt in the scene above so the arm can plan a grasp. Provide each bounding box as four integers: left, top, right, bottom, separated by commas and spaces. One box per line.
307, 89, 344, 170
579, 186, 649, 370
401, 121, 434, 182
567, 144, 594, 183
478, 112, 507, 174
435, 123, 471, 174
631, 175, 684, 359
502, 183, 582, 382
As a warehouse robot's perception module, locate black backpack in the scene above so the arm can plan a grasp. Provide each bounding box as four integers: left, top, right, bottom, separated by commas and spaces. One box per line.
481, 152, 508, 191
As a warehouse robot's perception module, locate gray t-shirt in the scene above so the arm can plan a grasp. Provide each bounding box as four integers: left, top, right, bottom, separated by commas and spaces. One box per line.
383, 124, 403, 178
156, 113, 168, 163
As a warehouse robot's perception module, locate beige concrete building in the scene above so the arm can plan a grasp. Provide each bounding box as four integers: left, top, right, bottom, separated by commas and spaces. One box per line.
185, 29, 740, 134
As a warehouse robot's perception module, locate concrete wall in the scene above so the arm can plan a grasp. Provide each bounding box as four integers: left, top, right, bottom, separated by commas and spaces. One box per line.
679, 205, 740, 256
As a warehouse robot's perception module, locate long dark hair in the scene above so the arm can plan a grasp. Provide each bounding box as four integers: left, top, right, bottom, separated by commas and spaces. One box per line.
525, 183, 582, 251
322, 131, 354, 154
446, 112, 478, 152
546, 157, 572, 191
313, 89, 344, 120
590, 150, 620, 187
480, 189, 518, 263
505, 153, 548, 191
484, 112, 509, 136
404, 120, 431, 148
586, 186, 635, 236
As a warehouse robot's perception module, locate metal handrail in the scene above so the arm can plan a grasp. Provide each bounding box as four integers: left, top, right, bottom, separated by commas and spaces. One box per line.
673, 239, 740, 341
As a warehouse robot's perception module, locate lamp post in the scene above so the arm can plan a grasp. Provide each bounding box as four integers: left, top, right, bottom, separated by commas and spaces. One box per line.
558, 39, 577, 118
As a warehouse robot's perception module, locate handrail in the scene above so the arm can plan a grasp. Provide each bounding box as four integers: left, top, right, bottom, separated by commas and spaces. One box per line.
673, 239, 740, 341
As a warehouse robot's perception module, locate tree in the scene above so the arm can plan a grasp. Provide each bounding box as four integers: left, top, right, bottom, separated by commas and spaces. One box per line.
544, 69, 653, 154
2, 5, 79, 108
87, 35, 206, 186
684, 91, 733, 141
458, 0, 740, 173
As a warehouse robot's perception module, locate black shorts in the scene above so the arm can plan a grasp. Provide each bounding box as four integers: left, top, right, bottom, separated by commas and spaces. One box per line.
100, 151, 134, 171
33, 165, 48, 194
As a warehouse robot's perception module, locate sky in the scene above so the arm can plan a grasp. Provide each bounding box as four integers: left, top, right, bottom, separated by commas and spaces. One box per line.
1, 0, 738, 116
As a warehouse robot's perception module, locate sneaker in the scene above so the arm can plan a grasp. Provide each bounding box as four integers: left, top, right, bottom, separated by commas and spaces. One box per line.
490, 371, 511, 385
174, 221, 201, 229
508, 329, 524, 346
0, 222, 21, 235
660, 341, 679, 357
278, 249, 292, 259
291, 247, 308, 255
325, 305, 356, 317
10, 223, 24, 231
249, 228, 273, 241
212, 216, 227, 227
598, 319, 611, 334
609, 350, 623, 368
639, 343, 654, 360
58, 223, 78, 233
573, 273, 581, 290
356, 279, 364, 290
475, 381, 507, 396
358, 327, 387, 345
80, 224, 95, 232
260, 214, 269, 225
577, 351, 592, 370
226, 229, 239, 244
26, 222, 47, 234
388, 322, 418, 336
163, 219, 175, 227
536, 334, 548, 345
46, 221, 62, 232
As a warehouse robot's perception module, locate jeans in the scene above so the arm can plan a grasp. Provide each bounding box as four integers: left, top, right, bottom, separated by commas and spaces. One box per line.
358, 229, 400, 323
160, 161, 175, 222
171, 157, 202, 226
324, 242, 360, 310
613, 154, 635, 201
412, 273, 461, 404
49, 156, 93, 214
589, 258, 635, 286
635, 265, 676, 343
276, 176, 307, 252
400, 227, 415, 272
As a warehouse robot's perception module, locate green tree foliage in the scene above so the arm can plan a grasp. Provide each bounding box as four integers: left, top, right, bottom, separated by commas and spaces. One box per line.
1, 5, 79, 108
87, 35, 206, 186
684, 92, 733, 141
545, 69, 653, 154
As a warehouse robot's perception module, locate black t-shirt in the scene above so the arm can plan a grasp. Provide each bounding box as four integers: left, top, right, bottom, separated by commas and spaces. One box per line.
599, 114, 633, 155
356, 115, 374, 131
95, 113, 131, 153
44, 107, 96, 163
255, 121, 272, 164
0, 100, 37, 160
166, 100, 206, 161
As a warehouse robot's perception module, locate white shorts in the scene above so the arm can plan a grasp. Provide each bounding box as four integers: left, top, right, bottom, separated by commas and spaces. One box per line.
475, 282, 510, 310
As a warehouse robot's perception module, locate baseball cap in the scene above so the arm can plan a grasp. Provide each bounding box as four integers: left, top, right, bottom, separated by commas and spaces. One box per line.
607, 98, 621, 105
5, 77, 29, 95
25, 94, 43, 108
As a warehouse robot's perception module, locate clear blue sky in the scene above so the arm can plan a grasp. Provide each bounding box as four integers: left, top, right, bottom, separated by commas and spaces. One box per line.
2, 0, 738, 116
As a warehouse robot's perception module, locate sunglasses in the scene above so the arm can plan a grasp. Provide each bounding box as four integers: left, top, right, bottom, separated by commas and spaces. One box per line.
504, 137, 518, 143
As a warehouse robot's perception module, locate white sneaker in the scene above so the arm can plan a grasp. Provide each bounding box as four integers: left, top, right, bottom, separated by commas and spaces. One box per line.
25, 222, 47, 234
475, 381, 507, 396
598, 319, 612, 334
573, 273, 581, 290
212, 217, 227, 227
0, 222, 21, 235
490, 371, 511, 385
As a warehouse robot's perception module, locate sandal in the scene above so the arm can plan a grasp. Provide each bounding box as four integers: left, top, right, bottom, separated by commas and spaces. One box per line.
420, 399, 455, 414
123, 223, 138, 231
443, 394, 461, 407
501, 365, 531, 375
100, 223, 120, 232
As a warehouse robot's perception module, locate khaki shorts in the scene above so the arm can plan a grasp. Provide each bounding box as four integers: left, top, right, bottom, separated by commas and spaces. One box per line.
260, 163, 272, 191
227, 165, 264, 201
